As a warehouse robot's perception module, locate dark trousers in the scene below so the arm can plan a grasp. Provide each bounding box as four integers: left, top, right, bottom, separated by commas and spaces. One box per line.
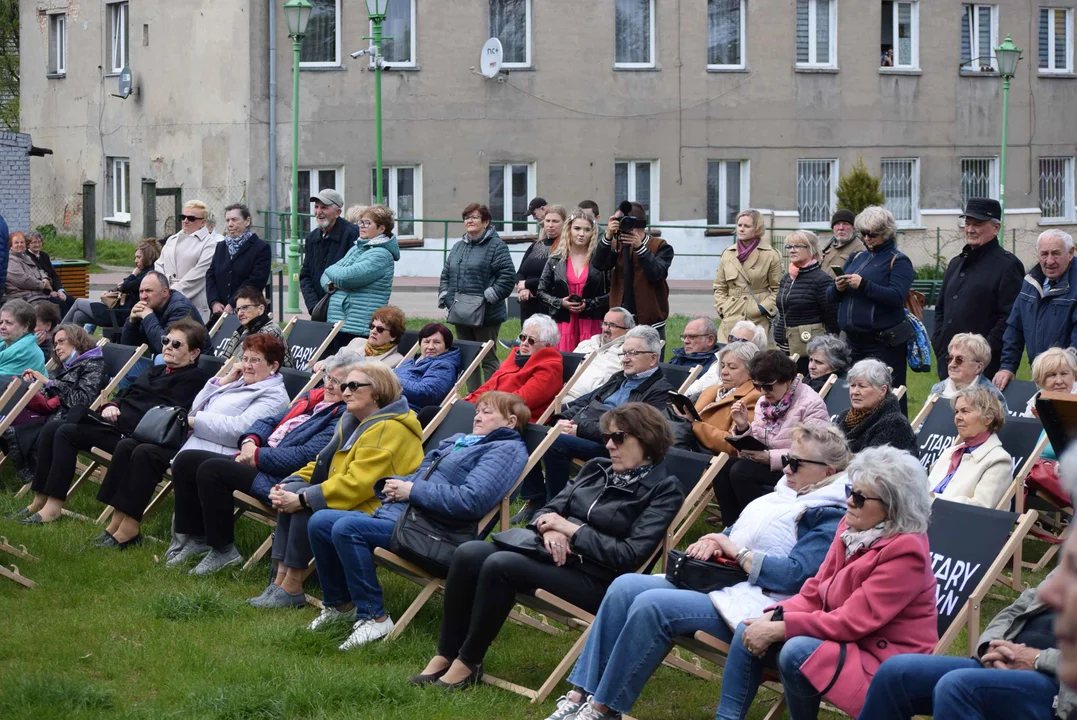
848, 331, 909, 415
453, 324, 502, 393
712, 457, 782, 527
30, 420, 123, 500
95, 437, 177, 521
171, 451, 257, 549
437, 540, 609, 666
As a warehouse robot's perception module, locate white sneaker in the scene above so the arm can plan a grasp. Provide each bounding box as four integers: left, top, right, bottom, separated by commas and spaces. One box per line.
338, 616, 394, 650
165, 540, 211, 568
543, 694, 584, 720
308, 605, 357, 631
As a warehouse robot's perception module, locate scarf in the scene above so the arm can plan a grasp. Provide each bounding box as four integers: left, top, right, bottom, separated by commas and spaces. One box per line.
736, 237, 761, 264
717, 385, 738, 401
267, 400, 335, 447
364, 342, 397, 358
841, 521, 890, 559
225, 229, 253, 258
933, 430, 991, 494
796, 475, 836, 497
842, 404, 873, 429
608, 463, 651, 490
760, 377, 800, 432
453, 434, 485, 449
787, 258, 818, 279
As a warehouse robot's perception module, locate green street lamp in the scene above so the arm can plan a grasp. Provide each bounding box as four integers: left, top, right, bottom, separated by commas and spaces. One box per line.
367, 0, 389, 205
995, 34, 1022, 237
283, 0, 312, 315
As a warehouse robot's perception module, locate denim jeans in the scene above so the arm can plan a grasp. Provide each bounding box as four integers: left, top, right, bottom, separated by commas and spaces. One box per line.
858, 654, 1057, 720
568, 573, 732, 715
118, 356, 153, 389
307, 509, 397, 619
524, 433, 609, 502
717, 622, 824, 720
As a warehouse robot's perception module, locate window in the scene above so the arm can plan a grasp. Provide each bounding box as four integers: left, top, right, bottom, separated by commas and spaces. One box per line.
881, 158, 919, 224
960, 157, 999, 206
708, 0, 745, 69
490, 0, 531, 68
301, 0, 340, 67
298, 168, 343, 231
615, 0, 655, 68
106, 2, 128, 74
47, 13, 66, 76
796, 0, 836, 67
371, 165, 422, 236
107, 157, 131, 222
960, 4, 998, 72
707, 161, 749, 225
489, 163, 536, 233
615, 160, 660, 222
880, 2, 918, 69
377, 0, 416, 67
1040, 157, 1074, 221
1039, 8, 1073, 74
796, 159, 838, 225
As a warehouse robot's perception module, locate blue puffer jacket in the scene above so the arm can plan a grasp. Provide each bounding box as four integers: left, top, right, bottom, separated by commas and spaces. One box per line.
395, 347, 462, 411
825, 240, 913, 334
1000, 262, 1077, 373
321, 233, 400, 336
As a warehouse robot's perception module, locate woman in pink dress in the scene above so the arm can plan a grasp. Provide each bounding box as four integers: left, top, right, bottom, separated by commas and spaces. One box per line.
538, 209, 610, 352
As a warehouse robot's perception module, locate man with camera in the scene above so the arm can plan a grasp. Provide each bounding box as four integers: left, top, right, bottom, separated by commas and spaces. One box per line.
591, 201, 674, 352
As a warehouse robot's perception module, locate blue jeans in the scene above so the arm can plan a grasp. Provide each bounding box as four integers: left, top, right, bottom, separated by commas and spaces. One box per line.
568, 573, 732, 715
307, 509, 397, 619
523, 434, 609, 502
118, 356, 153, 389
717, 622, 824, 720
858, 654, 1057, 720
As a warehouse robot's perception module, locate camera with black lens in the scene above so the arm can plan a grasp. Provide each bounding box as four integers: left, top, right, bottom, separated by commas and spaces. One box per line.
619, 214, 640, 233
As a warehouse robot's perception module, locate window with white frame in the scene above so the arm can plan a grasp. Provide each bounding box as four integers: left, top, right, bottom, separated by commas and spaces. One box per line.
301, 0, 340, 66
960, 4, 998, 72
880, 2, 918, 69
615, 0, 655, 68
796, 0, 836, 67
371, 165, 422, 237
615, 160, 660, 222
796, 159, 838, 225
489, 163, 536, 233
378, 0, 416, 67
1040, 157, 1075, 221
298, 168, 343, 231
707, 160, 750, 225
881, 158, 920, 224
708, 0, 745, 69
107, 157, 131, 222
106, 2, 128, 74
47, 13, 66, 76
490, 0, 531, 68
1039, 8, 1074, 74
960, 157, 999, 206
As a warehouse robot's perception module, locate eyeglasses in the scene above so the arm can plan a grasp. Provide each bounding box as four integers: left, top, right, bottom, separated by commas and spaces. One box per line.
463, 215, 483, 222
946, 354, 980, 367
601, 321, 627, 330
340, 381, 373, 393
179, 214, 204, 223
785, 244, 810, 251
54, 335, 70, 346
235, 303, 258, 313
618, 350, 657, 358
160, 337, 186, 350
359, 220, 375, 227
782, 455, 830, 473
601, 431, 628, 446
325, 376, 344, 388
369, 323, 389, 334
845, 484, 889, 509
752, 380, 778, 392
240, 355, 265, 365
680, 333, 712, 342
518, 334, 539, 345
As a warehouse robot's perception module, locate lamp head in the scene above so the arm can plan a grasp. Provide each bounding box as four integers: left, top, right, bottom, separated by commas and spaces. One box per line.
283, 0, 313, 38
365, 0, 389, 18
996, 34, 1022, 78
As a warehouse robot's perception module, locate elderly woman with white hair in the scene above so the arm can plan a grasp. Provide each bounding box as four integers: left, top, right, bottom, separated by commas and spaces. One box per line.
836, 359, 918, 455
930, 332, 1008, 411
671, 340, 762, 456
774, 230, 839, 375
685, 319, 769, 400
1024, 348, 1077, 468
716, 445, 938, 719
805, 334, 852, 393
463, 313, 563, 418
927, 385, 1012, 509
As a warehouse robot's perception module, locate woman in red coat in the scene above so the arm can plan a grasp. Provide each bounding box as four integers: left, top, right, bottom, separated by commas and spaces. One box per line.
716, 445, 938, 720
464, 314, 563, 417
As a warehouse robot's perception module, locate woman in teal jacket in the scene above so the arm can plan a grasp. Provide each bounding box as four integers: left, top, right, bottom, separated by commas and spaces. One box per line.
321, 204, 400, 337
0, 299, 47, 376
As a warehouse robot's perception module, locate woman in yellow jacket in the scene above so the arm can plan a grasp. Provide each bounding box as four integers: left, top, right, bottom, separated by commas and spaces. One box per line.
713, 209, 782, 339
249, 362, 425, 609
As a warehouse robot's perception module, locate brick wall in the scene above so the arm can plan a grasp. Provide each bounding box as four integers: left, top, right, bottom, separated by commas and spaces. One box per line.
0, 131, 30, 232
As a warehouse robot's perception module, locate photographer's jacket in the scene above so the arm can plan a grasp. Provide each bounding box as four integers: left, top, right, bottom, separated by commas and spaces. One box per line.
592, 234, 672, 326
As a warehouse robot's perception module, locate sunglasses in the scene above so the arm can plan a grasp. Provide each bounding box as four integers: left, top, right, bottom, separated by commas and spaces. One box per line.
782, 455, 830, 473
946, 354, 979, 367
369, 323, 389, 334
341, 381, 373, 393
179, 214, 204, 223
160, 337, 186, 350
518, 334, 539, 345
752, 380, 778, 392
845, 484, 889, 509
601, 431, 628, 446
862, 231, 883, 239
727, 335, 748, 344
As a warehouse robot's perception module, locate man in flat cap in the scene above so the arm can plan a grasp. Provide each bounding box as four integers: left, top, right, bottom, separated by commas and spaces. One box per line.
298, 189, 360, 313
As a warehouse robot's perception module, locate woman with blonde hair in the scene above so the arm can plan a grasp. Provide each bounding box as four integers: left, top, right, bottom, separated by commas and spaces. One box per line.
773, 229, 839, 375
927, 385, 1012, 508
713, 209, 782, 338
516, 204, 568, 322
538, 208, 610, 351
930, 332, 1008, 410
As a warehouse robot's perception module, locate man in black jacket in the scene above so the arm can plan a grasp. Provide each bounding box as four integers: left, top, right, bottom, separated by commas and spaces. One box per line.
932, 198, 1024, 380
298, 189, 360, 313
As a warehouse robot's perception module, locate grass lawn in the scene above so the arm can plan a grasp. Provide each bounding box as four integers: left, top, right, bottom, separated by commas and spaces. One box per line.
0, 315, 1048, 720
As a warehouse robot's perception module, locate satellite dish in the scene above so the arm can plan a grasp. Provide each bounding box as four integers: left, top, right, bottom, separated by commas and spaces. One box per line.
116, 66, 133, 99
480, 38, 503, 79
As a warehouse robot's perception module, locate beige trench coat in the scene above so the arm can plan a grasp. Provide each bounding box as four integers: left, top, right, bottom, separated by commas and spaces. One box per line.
713, 240, 783, 338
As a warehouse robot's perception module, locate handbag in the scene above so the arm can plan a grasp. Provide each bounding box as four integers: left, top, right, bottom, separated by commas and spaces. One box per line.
787, 322, 827, 358
309, 290, 333, 323
100, 290, 122, 309
665, 548, 748, 593
131, 405, 189, 449
446, 292, 486, 327
491, 526, 579, 565
733, 263, 776, 320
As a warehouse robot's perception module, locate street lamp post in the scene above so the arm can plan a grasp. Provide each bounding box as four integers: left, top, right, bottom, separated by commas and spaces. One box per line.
996, 34, 1022, 238
366, 0, 389, 205
283, 0, 312, 315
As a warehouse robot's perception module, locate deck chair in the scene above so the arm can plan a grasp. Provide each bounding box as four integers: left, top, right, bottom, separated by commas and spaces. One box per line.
371, 422, 565, 639
279, 367, 320, 400
421, 396, 476, 444
198, 353, 229, 378
914, 396, 958, 473
816, 374, 838, 399
1002, 379, 1038, 417
658, 363, 699, 396
399, 329, 420, 356
438, 339, 495, 407
538, 350, 599, 424
210, 314, 241, 355
823, 381, 851, 422
283, 318, 343, 370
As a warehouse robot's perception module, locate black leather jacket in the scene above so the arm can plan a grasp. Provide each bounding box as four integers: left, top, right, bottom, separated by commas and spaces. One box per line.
531, 457, 685, 583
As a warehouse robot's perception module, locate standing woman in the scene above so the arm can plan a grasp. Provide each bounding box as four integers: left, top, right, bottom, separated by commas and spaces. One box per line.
205, 203, 271, 323
713, 210, 782, 339
438, 203, 516, 391
538, 209, 609, 351
322, 204, 400, 339
774, 230, 839, 375
63, 238, 160, 330
516, 205, 566, 322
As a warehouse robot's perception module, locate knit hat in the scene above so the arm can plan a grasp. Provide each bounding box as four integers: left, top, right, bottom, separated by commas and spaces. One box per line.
830, 209, 856, 228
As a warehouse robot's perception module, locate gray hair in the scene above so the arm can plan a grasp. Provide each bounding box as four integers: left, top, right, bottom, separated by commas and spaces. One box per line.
322, 348, 365, 376
718, 336, 760, 366
625, 324, 662, 354
26, 231, 44, 244
522, 313, 560, 347
807, 334, 852, 374
847, 446, 932, 535
847, 358, 892, 390
731, 320, 768, 351
687, 315, 719, 341
951, 385, 1006, 433
144, 270, 170, 290
1039, 229, 1075, 252
609, 306, 636, 330
790, 423, 851, 472
854, 206, 898, 243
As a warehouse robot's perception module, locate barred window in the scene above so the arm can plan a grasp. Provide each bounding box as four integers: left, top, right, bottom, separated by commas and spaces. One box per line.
881, 158, 919, 224
797, 159, 837, 225
1040, 157, 1075, 222
960, 158, 999, 207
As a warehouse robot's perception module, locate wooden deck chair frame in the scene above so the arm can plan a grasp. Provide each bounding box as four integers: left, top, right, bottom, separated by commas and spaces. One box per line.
893, 385, 906, 401
232, 491, 279, 571
538, 350, 598, 424
439, 340, 495, 407
911, 393, 941, 432
370, 424, 565, 640
817, 374, 838, 399
677, 365, 703, 394
208, 312, 229, 337
481, 454, 726, 704
0, 563, 36, 588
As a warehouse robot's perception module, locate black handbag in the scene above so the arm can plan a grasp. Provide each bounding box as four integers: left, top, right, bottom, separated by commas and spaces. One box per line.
491, 526, 580, 565
666, 548, 748, 593
131, 405, 189, 449
446, 292, 486, 327
310, 290, 334, 323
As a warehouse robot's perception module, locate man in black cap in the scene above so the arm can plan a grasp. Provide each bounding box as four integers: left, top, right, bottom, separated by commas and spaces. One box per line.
932, 197, 1024, 381
527, 197, 548, 223
821, 209, 865, 278
298, 188, 360, 313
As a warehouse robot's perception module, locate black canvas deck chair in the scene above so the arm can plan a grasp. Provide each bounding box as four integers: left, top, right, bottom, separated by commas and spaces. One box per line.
282, 318, 342, 370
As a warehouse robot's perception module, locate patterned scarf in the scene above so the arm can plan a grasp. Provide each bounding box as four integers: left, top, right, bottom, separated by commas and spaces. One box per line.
736, 237, 761, 264
841, 521, 890, 559
608, 464, 651, 490
225, 229, 253, 258
842, 404, 873, 429
364, 341, 397, 358
453, 434, 485, 449
760, 377, 801, 432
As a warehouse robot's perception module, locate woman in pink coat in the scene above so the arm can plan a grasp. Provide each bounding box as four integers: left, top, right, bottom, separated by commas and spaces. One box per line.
714, 350, 830, 525
716, 445, 938, 720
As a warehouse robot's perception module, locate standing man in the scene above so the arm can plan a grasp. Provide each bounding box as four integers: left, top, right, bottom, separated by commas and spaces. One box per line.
995, 230, 1077, 390
932, 198, 1024, 381
298, 189, 359, 314
156, 200, 221, 320
527, 197, 548, 224
821, 209, 865, 278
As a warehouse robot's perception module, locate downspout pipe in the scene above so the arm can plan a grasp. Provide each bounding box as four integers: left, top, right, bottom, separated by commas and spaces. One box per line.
268, 0, 278, 254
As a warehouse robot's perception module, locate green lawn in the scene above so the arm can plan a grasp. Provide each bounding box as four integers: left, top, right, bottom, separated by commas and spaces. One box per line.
0, 316, 1047, 720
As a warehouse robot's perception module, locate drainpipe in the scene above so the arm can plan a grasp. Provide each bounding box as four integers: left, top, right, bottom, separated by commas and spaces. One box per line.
268, 0, 278, 254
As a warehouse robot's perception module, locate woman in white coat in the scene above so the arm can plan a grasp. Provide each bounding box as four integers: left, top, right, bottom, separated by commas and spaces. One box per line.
155, 200, 221, 319
927, 385, 1013, 509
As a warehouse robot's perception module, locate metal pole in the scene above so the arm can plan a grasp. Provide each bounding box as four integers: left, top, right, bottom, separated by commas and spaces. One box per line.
999, 74, 1011, 239
372, 14, 385, 205
287, 35, 303, 315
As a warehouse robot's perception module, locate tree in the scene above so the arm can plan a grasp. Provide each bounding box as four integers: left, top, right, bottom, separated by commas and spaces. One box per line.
836, 157, 884, 215
0, 0, 17, 132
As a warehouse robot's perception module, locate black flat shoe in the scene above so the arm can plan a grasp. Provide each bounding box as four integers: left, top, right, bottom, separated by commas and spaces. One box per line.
433, 662, 483, 690
407, 667, 449, 687
95, 532, 118, 548
91, 530, 111, 544
117, 533, 143, 550
18, 513, 44, 524
4, 508, 30, 520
